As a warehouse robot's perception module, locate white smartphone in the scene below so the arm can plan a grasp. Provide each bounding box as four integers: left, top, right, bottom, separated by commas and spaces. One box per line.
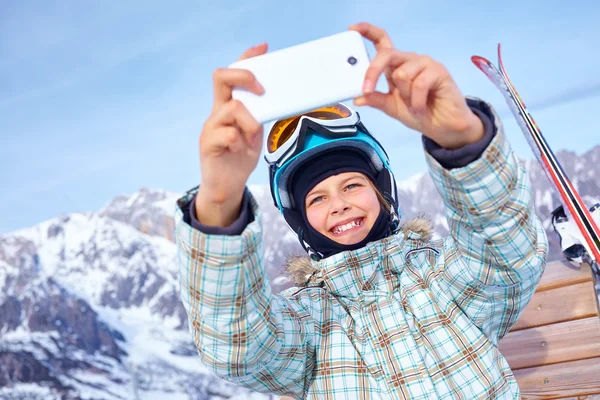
229, 31, 371, 124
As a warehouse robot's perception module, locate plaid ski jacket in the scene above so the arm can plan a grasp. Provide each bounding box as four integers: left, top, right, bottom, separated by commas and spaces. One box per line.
176, 101, 548, 399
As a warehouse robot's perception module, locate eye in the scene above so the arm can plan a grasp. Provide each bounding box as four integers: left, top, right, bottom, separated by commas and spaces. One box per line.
308, 196, 324, 206
345, 183, 361, 191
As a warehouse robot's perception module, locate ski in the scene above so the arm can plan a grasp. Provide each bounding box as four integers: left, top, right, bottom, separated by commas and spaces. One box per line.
471, 44, 600, 270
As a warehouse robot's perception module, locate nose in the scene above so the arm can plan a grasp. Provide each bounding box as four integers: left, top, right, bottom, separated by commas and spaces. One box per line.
330, 194, 351, 215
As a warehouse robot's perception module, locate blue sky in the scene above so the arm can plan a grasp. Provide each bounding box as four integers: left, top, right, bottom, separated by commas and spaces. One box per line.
2, 1, 600, 234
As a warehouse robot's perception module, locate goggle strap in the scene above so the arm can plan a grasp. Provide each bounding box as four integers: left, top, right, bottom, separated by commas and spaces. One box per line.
268, 164, 280, 208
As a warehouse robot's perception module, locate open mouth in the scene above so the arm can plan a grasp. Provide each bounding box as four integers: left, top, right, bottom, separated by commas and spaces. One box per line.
330, 218, 364, 235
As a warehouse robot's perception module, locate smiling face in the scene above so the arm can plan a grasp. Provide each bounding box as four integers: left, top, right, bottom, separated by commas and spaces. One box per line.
304, 172, 381, 245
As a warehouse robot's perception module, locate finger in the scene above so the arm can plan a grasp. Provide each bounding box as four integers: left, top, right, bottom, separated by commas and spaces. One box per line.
363, 49, 414, 93
237, 42, 268, 61
213, 100, 263, 147
219, 126, 245, 153
353, 91, 395, 116
349, 22, 394, 50
212, 68, 264, 110
350, 22, 395, 89
391, 55, 428, 105
410, 67, 444, 114
392, 55, 430, 85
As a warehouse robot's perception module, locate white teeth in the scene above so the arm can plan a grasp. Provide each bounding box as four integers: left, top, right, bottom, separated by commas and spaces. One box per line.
333, 219, 362, 235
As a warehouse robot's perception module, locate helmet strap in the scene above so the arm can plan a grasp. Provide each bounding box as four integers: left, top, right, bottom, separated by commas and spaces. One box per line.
389, 208, 401, 233
298, 228, 323, 261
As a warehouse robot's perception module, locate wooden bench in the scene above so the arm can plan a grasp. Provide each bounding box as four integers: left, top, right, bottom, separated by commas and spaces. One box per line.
499, 260, 600, 399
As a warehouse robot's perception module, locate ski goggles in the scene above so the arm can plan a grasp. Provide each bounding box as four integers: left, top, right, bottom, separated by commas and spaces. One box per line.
264, 103, 366, 167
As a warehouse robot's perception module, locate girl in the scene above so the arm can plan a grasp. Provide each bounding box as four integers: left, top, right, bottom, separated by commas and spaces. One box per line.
176, 22, 548, 399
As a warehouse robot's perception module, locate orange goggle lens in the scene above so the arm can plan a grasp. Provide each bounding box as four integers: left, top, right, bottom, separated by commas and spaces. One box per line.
266, 104, 353, 153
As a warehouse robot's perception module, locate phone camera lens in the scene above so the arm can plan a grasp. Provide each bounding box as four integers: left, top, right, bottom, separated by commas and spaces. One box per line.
347, 56, 357, 65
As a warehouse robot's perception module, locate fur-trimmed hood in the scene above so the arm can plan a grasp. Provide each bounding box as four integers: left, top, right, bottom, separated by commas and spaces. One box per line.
282, 216, 435, 288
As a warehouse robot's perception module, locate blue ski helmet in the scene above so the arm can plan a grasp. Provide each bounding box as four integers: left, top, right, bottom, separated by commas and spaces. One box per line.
265, 103, 401, 258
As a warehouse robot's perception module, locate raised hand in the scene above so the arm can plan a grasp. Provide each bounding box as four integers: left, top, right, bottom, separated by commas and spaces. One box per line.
195, 43, 268, 227
350, 22, 483, 150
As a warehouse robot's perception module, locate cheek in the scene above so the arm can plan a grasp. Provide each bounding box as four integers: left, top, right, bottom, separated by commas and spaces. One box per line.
306, 207, 327, 233
361, 191, 381, 215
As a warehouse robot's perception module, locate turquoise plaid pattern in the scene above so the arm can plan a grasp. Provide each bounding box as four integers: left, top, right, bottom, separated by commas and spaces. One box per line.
176, 101, 548, 399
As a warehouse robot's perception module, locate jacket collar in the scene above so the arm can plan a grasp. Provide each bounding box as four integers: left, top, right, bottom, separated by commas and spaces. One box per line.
284, 217, 436, 300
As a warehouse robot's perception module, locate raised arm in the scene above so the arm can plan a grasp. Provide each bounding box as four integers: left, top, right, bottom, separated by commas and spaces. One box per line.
425, 99, 548, 344
175, 43, 319, 398
346, 23, 548, 344
176, 188, 316, 397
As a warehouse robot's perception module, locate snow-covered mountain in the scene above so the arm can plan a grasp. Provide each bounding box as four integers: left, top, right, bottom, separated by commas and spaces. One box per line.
0, 207, 272, 399
1, 145, 599, 399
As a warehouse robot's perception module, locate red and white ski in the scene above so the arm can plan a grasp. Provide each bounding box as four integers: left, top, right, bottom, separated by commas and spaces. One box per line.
471, 44, 600, 271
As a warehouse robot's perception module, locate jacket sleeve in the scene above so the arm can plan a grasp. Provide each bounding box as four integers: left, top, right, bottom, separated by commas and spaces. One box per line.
175, 187, 315, 398
425, 98, 549, 346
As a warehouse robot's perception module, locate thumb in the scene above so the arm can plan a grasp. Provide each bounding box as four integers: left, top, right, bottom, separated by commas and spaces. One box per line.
238, 42, 268, 61
353, 92, 394, 115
